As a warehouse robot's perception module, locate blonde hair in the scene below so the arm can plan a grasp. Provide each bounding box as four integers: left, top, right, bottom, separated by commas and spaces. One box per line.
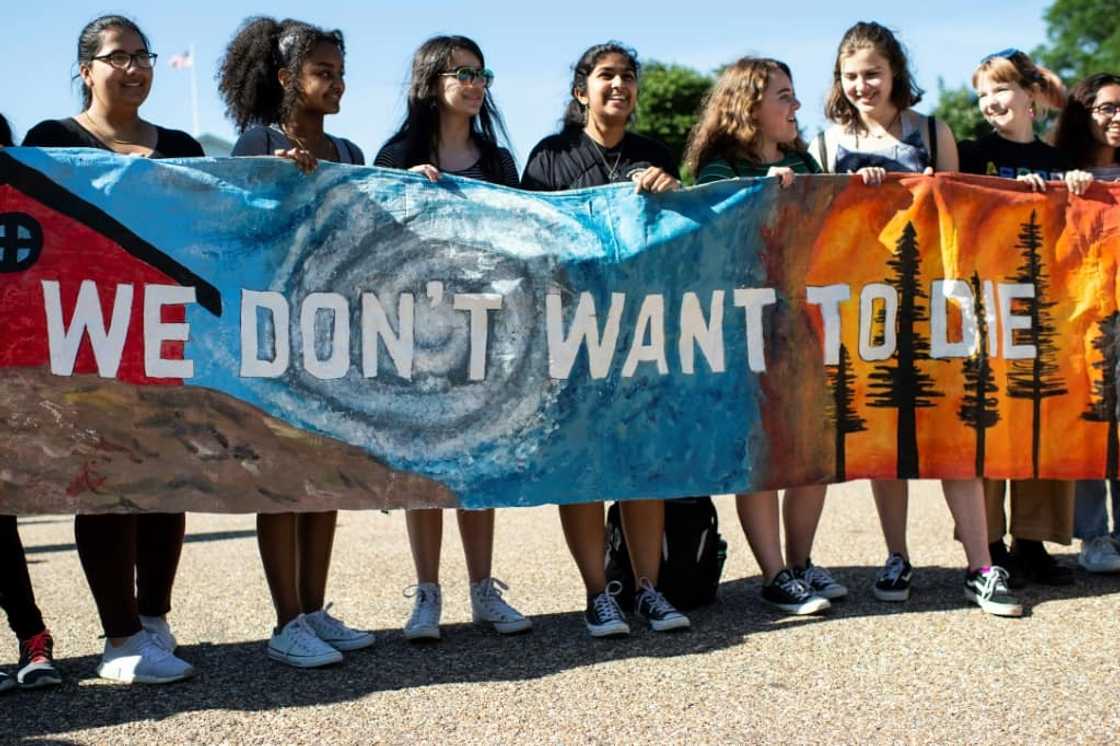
972, 52, 1066, 114
683, 57, 805, 175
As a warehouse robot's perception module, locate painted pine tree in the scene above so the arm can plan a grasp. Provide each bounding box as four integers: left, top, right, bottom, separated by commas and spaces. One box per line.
957, 272, 1000, 476
1081, 312, 1120, 479
1005, 210, 1067, 478
867, 222, 943, 478
827, 343, 867, 481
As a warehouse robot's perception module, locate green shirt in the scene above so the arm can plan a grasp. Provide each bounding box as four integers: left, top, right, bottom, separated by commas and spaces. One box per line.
697, 151, 820, 184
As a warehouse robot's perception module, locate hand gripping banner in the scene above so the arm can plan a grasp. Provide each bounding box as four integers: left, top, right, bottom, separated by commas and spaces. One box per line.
1, 149, 1119, 514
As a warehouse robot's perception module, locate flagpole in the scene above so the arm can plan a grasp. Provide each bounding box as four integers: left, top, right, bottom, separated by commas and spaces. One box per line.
189, 43, 199, 137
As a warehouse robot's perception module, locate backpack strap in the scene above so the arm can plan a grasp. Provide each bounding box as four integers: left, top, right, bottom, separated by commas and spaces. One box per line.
797, 149, 817, 173
815, 131, 829, 173
927, 114, 939, 173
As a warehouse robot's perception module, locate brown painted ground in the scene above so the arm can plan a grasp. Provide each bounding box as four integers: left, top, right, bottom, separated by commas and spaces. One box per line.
2, 480, 1118, 744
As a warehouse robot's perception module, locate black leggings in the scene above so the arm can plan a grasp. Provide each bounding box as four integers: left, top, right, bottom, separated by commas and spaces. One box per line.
0, 516, 47, 641
74, 513, 186, 638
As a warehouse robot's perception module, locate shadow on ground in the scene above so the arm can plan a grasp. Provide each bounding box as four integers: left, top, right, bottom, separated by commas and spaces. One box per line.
4, 559, 1119, 740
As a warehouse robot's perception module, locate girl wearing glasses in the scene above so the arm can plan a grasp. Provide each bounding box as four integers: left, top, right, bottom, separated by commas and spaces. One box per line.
958, 49, 1089, 589
21, 15, 202, 684
521, 42, 689, 638
218, 16, 373, 669
809, 22, 1021, 618
374, 35, 530, 642
684, 57, 836, 616
1053, 73, 1120, 575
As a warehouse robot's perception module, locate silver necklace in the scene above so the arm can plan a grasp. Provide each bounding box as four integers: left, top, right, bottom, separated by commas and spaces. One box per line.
589, 134, 625, 181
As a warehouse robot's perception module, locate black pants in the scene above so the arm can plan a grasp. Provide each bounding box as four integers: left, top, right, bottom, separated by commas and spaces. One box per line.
0, 516, 46, 640
74, 513, 185, 638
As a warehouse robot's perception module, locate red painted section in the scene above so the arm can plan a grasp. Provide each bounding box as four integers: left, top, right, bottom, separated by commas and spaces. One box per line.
0, 184, 184, 385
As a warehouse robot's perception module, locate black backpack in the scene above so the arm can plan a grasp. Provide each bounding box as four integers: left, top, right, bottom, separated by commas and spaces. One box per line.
605, 496, 728, 611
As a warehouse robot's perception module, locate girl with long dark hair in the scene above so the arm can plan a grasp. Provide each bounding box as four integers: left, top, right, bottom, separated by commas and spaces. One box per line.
22, 15, 202, 683
218, 16, 372, 668
521, 42, 689, 637
374, 35, 529, 641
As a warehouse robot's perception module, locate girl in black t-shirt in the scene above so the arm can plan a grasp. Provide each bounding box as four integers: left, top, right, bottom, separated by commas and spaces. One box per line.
374, 35, 529, 642
959, 49, 1091, 194
522, 42, 689, 638
217, 16, 372, 670
21, 15, 201, 686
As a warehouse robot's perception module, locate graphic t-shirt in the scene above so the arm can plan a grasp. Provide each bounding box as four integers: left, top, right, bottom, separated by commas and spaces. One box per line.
520, 129, 678, 191
23, 118, 203, 159
958, 133, 1071, 181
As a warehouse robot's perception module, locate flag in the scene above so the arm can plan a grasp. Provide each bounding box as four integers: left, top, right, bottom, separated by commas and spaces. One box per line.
169, 51, 192, 70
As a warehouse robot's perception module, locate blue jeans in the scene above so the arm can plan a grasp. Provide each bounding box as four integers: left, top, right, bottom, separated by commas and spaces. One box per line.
1074, 480, 1120, 540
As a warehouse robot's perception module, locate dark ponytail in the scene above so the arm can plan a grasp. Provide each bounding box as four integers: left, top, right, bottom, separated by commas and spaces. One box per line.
73, 15, 151, 111
561, 41, 640, 133
0, 114, 13, 147
217, 16, 344, 132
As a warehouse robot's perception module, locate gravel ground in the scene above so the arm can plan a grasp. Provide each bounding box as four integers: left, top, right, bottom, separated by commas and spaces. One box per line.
2, 480, 1118, 744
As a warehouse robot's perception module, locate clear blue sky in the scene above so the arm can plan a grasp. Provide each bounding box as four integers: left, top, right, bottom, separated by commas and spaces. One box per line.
2, 1, 1053, 162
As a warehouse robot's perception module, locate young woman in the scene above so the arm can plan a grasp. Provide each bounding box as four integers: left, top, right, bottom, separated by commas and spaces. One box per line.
0, 114, 62, 692
810, 22, 1020, 616
373, 35, 529, 641
959, 49, 1090, 587
684, 57, 836, 615
218, 16, 372, 667
1053, 73, 1120, 573
21, 16, 200, 683
522, 42, 689, 636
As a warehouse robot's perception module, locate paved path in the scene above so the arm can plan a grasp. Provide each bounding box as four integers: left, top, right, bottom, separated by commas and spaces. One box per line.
3, 481, 1118, 744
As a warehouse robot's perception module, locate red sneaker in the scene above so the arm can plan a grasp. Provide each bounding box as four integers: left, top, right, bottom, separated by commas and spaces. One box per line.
17, 630, 62, 689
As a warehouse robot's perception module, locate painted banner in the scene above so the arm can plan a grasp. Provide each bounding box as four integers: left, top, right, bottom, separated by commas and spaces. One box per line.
1, 148, 1119, 514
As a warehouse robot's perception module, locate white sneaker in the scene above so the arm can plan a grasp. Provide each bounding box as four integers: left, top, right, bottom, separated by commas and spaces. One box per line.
403, 583, 442, 641
305, 604, 376, 651
470, 578, 532, 634
98, 630, 195, 684
139, 615, 177, 652
268, 615, 343, 668
1078, 536, 1120, 573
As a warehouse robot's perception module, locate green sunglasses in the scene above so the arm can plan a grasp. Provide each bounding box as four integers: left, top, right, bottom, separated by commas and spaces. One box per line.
441, 66, 495, 88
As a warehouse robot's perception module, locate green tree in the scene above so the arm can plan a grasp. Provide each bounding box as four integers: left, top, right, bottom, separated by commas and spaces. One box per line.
633, 62, 712, 173
933, 78, 991, 143
1035, 0, 1120, 82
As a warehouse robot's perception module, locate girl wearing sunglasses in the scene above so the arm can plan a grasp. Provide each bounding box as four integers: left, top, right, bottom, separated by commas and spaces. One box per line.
218, 16, 372, 669
521, 42, 688, 638
375, 35, 529, 642
22, 15, 203, 684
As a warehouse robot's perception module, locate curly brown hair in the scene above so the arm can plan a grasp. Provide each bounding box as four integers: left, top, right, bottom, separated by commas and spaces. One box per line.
683, 57, 805, 176
824, 21, 924, 133
217, 16, 344, 132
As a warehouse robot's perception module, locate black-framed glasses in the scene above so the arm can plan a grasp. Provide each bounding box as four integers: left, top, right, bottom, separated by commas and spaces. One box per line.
1090, 102, 1120, 118
980, 48, 1022, 64
92, 51, 158, 70
440, 66, 494, 88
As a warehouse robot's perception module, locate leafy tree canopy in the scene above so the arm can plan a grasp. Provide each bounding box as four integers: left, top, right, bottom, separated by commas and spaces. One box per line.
633, 61, 713, 173
1035, 0, 1120, 82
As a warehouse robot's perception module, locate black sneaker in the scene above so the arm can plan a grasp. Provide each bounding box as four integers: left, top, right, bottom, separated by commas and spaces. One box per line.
873, 553, 912, 602
762, 569, 830, 615
585, 582, 630, 638
1012, 539, 1075, 586
17, 630, 62, 690
795, 559, 848, 600
0, 670, 15, 694
964, 566, 1023, 617
634, 580, 690, 632
989, 541, 1024, 589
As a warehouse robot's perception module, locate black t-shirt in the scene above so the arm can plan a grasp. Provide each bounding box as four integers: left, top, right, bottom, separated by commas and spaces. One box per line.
231, 125, 365, 165
958, 133, 1072, 181
22, 118, 203, 158
521, 128, 678, 191
374, 138, 518, 187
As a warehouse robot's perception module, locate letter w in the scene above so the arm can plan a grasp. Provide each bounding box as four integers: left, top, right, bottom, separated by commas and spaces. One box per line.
42, 280, 132, 377
546, 291, 625, 379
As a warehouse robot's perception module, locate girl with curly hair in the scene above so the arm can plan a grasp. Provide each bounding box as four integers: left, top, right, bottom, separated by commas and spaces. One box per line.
684, 58, 836, 616
217, 16, 372, 669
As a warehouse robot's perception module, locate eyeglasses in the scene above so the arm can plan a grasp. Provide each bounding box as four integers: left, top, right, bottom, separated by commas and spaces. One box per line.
980, 48, 1023, 64
92, 51, 158, 70
440, 66, 494, 88
1090, 102, 1120, 118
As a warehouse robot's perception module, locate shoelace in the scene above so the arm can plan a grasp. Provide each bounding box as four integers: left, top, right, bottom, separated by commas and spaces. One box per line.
593, 581, 625, 622
288, 617, 324, 653
980, 567, 1011, 596
404, 585, 440, 627
20, 631, 52, 665
475, 578, 519, 620
778, 574, 811, 600
881, 555, 907, 584
313, 603, 349, 634
636, 578, 676, 617
803, 564, 835, 588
